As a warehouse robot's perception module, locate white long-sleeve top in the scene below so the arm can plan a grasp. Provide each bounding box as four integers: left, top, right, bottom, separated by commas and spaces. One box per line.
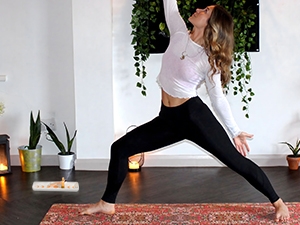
156, 0, 241, 137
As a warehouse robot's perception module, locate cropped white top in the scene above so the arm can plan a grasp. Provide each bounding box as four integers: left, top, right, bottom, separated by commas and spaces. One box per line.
157, 0, 241, 137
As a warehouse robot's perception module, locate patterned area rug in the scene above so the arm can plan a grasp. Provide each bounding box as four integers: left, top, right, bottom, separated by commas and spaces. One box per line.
40, 203, 299, 225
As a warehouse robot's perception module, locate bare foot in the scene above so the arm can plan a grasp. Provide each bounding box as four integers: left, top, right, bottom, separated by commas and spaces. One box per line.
81, 200, 115, 215
273, 198, 290, 222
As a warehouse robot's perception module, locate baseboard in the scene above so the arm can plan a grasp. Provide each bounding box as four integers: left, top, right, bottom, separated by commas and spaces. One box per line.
10, 155, 60, 166
74, 154, 288, 171
10, 154, 288, 171
75, 158, 109, 171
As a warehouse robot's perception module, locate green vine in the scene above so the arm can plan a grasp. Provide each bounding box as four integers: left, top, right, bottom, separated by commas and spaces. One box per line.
131, 0, 257, 118
130, 0, 155, 96
219, 0, 256, 118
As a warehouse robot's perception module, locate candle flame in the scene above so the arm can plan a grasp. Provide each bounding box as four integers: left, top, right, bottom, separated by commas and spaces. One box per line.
0, 163, 8, 171
128, 161, 139, 169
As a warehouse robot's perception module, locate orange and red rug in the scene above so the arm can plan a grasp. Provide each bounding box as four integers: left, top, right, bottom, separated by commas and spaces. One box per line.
40, 202, 300, 224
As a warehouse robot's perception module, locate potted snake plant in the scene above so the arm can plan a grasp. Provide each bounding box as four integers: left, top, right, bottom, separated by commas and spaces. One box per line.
18, 111, 42, 172
43, 122, 77, 170
280, 139, 300, 170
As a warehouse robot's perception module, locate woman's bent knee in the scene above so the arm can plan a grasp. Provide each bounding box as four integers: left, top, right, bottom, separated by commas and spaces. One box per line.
110, 140, 130, 160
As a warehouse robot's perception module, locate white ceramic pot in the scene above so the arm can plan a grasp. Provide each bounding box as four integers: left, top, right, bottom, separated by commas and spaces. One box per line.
58, 152, 75, 170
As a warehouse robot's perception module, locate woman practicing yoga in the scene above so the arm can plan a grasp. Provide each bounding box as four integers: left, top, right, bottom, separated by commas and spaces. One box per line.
82, 0, 290, 222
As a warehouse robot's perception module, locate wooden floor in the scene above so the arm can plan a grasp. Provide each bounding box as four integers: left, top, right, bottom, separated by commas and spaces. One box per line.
0, 166, 299, 225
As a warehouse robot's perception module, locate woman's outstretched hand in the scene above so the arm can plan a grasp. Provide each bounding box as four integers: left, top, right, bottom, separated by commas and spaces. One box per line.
233, 132, 254, 156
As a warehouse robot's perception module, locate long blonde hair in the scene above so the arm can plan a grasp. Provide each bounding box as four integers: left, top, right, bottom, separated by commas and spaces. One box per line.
203, 5, 234, 87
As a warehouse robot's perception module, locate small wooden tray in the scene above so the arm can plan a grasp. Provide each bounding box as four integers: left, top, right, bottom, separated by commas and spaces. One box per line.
32, 181, 79, 192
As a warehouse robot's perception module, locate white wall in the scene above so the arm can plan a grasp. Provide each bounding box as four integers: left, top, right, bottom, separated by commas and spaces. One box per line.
0, 0, 76, 159
72, 0, 114, 163
0, 0, 299, 170
0, 0, 114, 169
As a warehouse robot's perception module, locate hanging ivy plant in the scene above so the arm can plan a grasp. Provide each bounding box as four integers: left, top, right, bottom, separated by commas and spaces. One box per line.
219, 0, 257, 118
130, 0, 257, 118
130, 0, 152, 96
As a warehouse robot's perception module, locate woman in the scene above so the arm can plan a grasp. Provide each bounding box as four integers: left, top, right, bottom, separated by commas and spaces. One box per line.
82, 0, 289, 222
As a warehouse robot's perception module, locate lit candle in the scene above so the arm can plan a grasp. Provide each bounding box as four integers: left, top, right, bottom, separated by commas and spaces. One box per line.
61, 177, 65, 188
128, 161, 139, 170
0, 163, 8, 171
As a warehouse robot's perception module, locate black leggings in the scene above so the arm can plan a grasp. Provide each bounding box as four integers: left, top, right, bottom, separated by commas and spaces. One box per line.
102, 96, 279, 204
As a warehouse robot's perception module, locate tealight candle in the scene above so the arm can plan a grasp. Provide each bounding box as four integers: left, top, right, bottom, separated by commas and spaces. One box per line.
0, 163, 8, 171
129, 161, 140, 170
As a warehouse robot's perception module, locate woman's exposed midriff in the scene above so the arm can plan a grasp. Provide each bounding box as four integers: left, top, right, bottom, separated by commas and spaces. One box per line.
161, 89, 190, 107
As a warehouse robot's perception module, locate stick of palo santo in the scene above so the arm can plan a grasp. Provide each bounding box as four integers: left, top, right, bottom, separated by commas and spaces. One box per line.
61, 177, 65, 188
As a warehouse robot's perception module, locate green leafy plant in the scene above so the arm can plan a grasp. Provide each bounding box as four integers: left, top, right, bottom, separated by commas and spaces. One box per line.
0, 102, 4, 115
28, 110, 42, 149
220, 0, 256, 118
227, 52, 255, 118
280, 139, 300, 157
131, 0, 256, 117
131, 0, 153, 96
43, 122, 77, 155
